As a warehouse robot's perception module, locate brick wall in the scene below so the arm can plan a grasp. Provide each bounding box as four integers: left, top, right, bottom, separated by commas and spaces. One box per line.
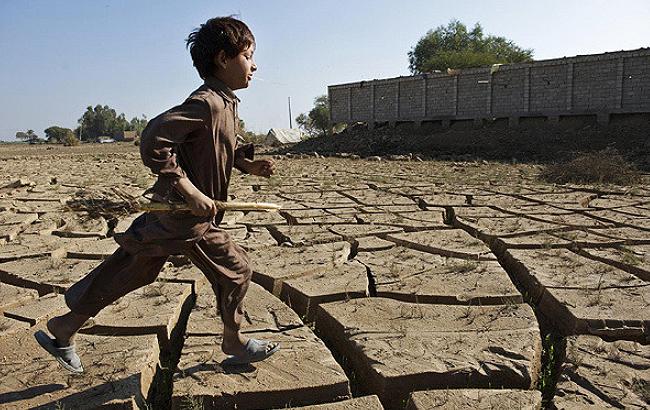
425, 75, 456, 116
457, 69, 490, 117
399, 78, 425, 119
374, 80, 399, 120
329, 87, 349, 121
350, 84, 372, 121
529, 64, 567, 112
329, 48, 650, 123
622, 55, 650, 110
492, 67, 526, 115
572, 59, 619, 111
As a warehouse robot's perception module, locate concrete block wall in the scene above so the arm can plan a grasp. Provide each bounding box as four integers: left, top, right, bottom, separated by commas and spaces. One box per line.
529, 64, 567, 112
425, 75, 456, 117
622, 55, 650, 110
374, 80, 399, 120
329, 48, 650, 124
457, 69, 491, 117
572, 59, 619, 111
329, 87, 349, 121
399, 77, 425, 120
492, 67, 526, 116
350, 85, 372, 121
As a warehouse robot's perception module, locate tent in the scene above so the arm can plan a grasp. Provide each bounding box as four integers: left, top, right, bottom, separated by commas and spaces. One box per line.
265, 128, 303, 145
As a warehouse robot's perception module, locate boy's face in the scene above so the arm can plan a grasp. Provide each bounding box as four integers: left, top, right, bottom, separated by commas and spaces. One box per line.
214, 44, 257, 90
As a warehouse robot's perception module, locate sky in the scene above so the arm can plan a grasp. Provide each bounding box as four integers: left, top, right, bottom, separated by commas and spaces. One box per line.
1, 0, 649, 140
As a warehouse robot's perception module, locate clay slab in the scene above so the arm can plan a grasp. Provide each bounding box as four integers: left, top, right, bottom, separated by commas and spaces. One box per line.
316, 298, 541, 409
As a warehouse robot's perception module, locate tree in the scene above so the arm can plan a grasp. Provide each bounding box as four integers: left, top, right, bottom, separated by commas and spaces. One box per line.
296, 95, 331, 138
408, 20, 533, 74
127, 115, 148, 135
62, 132, 80, 146
44, 126, 75, 143
15, 129, 39, 143
238, 118, 265, 144
76, 104, 131, 141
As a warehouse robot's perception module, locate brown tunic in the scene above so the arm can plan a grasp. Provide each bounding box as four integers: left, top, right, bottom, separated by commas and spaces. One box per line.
114, 77, 253, 256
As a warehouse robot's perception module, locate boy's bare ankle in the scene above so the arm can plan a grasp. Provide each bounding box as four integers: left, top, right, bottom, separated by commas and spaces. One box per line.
47, 312, 90, 346
47, 317, 72, 346
221, 328, 248, 354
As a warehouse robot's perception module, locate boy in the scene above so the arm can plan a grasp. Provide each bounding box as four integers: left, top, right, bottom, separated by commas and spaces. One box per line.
35, 16, 279, 373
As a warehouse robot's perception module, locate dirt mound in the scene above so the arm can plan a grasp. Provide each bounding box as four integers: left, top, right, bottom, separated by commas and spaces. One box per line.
280, 115, 650, 167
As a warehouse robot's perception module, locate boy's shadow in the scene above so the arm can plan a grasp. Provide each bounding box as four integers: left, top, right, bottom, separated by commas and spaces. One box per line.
177, 361, 257, 381
0, 384, 66, 405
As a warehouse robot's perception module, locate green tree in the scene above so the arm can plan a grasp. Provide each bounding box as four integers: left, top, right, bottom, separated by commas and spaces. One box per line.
127, 115, 148, 135
238, 118, 265, 144
408, 20, 533, 73
296, 95, 331, 138
44, 126, 75, 143
76, 104, 131, 141
15, 129, 39, 143
62, 132, 80, 146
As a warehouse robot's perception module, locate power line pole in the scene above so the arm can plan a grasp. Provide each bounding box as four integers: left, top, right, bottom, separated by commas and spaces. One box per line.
288, 97, 292, 129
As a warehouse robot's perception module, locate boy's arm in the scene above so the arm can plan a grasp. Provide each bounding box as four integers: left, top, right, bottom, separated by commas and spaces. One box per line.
140, 99, 208, 181
233, 136, 255, 173
232, 137, 274, 177
140, 99, 217, 217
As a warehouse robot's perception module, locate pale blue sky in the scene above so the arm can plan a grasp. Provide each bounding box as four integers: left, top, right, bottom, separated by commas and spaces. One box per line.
1, 0, 649, 140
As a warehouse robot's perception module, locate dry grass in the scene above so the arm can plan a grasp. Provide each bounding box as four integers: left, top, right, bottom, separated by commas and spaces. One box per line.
539, 148, 641, 185
65, 187, 140, 218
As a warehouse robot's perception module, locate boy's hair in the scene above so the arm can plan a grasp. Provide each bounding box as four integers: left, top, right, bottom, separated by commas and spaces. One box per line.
186, 16, 255, 79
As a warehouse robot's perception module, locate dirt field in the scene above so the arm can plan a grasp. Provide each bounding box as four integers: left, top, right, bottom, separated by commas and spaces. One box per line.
0, 142, 648, 409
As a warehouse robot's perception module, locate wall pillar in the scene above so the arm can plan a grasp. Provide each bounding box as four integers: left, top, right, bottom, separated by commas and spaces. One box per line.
524, 66, 531, 112
370, 82, 376, 125
616, 57, 624, 109
422, 76, 428, 118
396, 80, 401, 120
453, 76, 458, 116
347, 87, 352, 121
487, 73, 493, 116
566, 62, 574, 111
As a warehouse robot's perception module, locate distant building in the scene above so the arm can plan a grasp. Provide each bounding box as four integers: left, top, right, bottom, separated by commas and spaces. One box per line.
116, 130, 138, 142
265, 128, 303, 145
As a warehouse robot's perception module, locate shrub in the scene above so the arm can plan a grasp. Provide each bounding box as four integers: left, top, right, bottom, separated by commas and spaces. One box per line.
62, 133, 80, 146
539, 148, 641, 185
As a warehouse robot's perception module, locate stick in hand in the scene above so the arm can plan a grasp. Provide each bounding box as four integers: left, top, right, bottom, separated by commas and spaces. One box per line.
139, 200, 281, 213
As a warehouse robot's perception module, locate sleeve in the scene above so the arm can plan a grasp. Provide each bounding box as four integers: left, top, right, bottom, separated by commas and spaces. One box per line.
140, 98, 211, 182
233, 134, 255, 173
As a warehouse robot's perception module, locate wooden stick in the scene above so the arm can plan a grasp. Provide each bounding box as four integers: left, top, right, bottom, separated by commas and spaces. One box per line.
139, 200, 281, 213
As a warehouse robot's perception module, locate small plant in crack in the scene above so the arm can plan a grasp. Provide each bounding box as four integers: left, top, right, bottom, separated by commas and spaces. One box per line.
620, 247, 643, 266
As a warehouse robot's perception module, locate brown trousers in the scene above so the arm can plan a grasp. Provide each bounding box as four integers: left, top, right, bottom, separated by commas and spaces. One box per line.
65, 227, 252, 330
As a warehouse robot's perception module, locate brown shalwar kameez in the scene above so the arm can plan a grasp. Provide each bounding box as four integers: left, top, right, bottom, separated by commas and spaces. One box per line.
65, 77, 254, 330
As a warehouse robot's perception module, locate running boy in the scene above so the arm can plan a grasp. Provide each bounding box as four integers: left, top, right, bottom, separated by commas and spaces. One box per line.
35, 16, 279, 373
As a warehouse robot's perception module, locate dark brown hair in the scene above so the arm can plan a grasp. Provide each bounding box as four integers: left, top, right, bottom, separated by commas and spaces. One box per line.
186, 16, 255, 79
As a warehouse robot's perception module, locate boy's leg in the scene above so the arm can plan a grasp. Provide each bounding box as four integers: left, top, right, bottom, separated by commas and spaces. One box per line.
47, 247, 168, 347
186, 227, 278, 360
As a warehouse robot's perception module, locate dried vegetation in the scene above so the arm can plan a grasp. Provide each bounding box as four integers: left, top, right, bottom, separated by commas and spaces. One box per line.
539, 148, 642, 185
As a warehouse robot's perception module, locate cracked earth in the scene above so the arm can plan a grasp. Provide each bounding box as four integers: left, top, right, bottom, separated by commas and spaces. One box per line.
0, 143, 648, 409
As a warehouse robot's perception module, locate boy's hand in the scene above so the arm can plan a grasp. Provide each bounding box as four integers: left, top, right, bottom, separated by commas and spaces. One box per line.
185, 190, 217, 218
244, 159, 275, 178
174, 177, 217, 218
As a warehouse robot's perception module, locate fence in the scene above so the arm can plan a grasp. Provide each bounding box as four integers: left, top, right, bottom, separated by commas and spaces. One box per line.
328, 48, 650, 126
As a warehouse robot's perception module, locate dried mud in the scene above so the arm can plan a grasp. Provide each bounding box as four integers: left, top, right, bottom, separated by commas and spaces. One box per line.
0, 142, 648, 409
